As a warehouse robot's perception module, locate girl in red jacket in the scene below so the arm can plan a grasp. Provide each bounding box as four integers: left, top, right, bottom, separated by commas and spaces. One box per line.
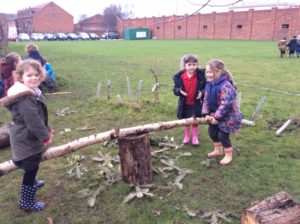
173, 54, 206, 145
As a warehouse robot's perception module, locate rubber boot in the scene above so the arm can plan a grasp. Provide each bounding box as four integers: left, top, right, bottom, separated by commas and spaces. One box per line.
207, 142, 223, 158
220, 147, 233, 165
182, 125, 190, 144
19, 185, 45, 212
34, 180, 45, 189
192, 125, 199, 146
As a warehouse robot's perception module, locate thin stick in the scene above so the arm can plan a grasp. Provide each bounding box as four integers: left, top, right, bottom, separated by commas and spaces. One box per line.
45, 91, 72, 96
252, 96, 266, 119
136, 80, 143, 101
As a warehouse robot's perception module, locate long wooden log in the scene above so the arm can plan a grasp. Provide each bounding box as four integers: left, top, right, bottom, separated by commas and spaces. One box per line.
275, 118, 293, 137
0, 90, 34, 107
0, 117, 206, 176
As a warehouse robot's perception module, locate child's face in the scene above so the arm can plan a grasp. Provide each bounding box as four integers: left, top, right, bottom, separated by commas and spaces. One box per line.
21, 66, 42, 89
206, 65, 222, 82
184, 62, 197, 75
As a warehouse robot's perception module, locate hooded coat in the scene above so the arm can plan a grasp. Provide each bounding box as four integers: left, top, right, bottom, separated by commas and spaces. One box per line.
7, 82, 50, 162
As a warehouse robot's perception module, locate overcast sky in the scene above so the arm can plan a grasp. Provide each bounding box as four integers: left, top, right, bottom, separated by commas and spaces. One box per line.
1, 0, 299, 22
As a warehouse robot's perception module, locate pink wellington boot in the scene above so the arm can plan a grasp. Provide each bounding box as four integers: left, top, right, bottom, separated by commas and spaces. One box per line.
182, 125, 190, 144
220, 147, 233, 165
207, 142, 224, 158
192, 125, 199, 146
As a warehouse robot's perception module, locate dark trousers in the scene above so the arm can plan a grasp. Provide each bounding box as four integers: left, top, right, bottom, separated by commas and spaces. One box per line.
208, 124, 232, 148
13, 153, 42, 186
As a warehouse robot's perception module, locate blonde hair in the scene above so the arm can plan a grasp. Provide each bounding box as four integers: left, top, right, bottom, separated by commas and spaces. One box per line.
14, 59, 46, 82
25, 43, 39, 53
207, 59, 234, 82
180, 54, 198, 70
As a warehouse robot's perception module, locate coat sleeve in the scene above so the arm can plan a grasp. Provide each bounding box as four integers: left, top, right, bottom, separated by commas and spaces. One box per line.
173, 75, 182, 96
201, 88, 209, 115
213, 84, 236, 121
0, 80, 4, 98
18, 97, 50, 142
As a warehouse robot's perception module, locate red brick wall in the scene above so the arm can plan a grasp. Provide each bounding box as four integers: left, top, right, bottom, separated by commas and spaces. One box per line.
33, 2, 73, 33
118, 7, 300, 40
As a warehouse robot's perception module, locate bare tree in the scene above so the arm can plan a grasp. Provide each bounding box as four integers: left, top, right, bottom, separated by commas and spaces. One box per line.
78, 14, 88, 23
103, 4, 124, 31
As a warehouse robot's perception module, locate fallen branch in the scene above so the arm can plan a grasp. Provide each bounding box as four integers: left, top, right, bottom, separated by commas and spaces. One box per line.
0, 117, 207, 176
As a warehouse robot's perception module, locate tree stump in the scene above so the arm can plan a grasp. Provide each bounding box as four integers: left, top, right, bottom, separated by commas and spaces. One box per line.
118, 133, 152, 185
0, 123, 12, 149
241, 191, 300, 224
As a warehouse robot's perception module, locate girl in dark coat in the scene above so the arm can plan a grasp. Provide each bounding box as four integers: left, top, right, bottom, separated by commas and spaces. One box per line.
202, 59, 242, 165
173, 54, 206, 145
7, 59, 54, 212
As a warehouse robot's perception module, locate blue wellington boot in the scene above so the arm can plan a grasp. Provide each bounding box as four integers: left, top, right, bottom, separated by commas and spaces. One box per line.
19, 185, 45, 212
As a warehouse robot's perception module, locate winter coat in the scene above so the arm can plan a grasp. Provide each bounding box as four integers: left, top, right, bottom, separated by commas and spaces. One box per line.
277, 39, 288, 51
27, 50, 45, 66
0, 79, 4, 98
7, 82, 50, 162
44, 62, 56, 81
287, 38, 297, 51
1, 63, 16, 96
173, 68, 206, 119
202, 74, 242, 134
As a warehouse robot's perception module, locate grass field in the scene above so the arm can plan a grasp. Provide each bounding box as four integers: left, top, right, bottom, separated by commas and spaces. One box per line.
1, 39, 300, 224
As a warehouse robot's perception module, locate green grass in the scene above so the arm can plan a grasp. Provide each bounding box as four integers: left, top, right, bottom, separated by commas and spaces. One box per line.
1, 39, 300, 223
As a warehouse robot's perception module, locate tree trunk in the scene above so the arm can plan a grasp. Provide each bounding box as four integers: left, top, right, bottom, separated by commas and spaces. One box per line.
118, 133, 152, 185
241, 191, 300, 224
0, 123, 12, 149
0, 117, 252, 176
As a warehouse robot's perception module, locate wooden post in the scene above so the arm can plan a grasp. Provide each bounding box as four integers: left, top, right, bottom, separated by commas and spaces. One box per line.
252, 96, 266, 119
118, 133, 152, 185
96, 82, 101, 97
241, 191, 300, 224
126, 76, 133, 101
107, 80, 111, 101
136, 80, 143, 101
237, 92, 242, 110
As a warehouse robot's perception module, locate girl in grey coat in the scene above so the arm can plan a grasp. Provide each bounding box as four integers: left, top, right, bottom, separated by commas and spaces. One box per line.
7, 59, 54, 212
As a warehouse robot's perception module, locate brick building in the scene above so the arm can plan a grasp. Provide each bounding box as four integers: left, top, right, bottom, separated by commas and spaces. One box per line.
118, 6, 300, 40
16, 2, 73, 34
74, 14, 106, 35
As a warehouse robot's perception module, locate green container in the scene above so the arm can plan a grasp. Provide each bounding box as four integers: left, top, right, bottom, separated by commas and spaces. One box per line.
124, 27, 151, 40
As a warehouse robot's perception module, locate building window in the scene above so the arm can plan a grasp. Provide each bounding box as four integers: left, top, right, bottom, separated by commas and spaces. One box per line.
157, 26, 160, 30
178, 26, 181, 29
203, 25, 208, 29
237, 24, 242, 29
282, 24, 289, 29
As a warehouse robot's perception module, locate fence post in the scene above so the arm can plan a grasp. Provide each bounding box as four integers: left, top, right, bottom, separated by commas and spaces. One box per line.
126, 76, 133, 101
136, 80, 143, 101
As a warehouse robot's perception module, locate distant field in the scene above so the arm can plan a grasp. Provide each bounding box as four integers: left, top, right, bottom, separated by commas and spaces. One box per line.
1, 39, 300, 224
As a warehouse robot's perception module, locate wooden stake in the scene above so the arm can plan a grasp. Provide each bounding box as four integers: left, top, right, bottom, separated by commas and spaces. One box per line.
237, 92, 242, 110
275, 118, 293, 137
252, 96, 266, 119
126, 76, 133, 101
136, 80, 143, 101
96, 82, 101, 97
107, 80, 111, 101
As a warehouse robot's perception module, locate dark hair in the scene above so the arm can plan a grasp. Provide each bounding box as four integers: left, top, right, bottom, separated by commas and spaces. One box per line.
180, 54, 198, 69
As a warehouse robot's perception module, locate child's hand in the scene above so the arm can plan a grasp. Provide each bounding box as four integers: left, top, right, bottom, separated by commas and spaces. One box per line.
210, 117, 219, 125
180, 89, 188, 96
196, 91, 202, 99
204, 115, 213, 122
44, 130, 54, 146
